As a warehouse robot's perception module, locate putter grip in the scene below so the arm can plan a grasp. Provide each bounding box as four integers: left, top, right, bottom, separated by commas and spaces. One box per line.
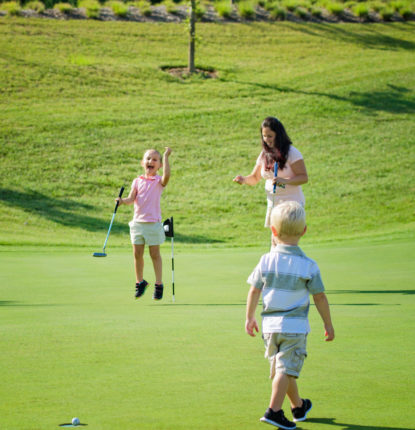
114, 186, 125, 213
273, 162, 278, 193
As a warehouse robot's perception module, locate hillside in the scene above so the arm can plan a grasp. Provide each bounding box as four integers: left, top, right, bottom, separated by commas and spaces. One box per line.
1, 19, 414, 247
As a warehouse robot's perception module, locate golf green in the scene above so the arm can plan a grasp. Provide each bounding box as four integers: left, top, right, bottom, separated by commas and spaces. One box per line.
0, 240, 414, 429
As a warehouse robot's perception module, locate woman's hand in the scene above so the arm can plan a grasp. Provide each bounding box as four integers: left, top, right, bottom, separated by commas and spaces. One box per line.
233, 175, 245, 185
272, 177, 288, 187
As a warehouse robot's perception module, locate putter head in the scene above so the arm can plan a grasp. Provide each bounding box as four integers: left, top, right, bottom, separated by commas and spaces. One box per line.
93, 252, 107, 257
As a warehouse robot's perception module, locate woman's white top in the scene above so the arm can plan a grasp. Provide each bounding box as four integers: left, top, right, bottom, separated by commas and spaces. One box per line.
256, 146, 305, 227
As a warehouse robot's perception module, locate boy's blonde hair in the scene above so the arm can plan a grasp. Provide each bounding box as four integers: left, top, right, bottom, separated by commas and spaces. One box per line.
271, 201, 306, 237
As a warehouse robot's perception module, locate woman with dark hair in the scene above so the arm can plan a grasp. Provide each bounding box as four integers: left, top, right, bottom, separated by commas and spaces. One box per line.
233, 117, 308, 228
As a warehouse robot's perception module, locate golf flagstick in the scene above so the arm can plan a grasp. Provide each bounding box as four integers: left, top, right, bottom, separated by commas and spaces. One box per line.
171, 234, 175, 303
93, 186, 124, 257
163, 217, 175, 302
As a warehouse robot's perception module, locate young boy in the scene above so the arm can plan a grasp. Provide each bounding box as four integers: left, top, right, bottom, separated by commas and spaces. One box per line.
245, 201, 335, 429
116, 147, 172, 300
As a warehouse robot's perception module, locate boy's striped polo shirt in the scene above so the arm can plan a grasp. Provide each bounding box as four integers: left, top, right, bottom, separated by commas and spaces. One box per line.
247, 244, 325, 334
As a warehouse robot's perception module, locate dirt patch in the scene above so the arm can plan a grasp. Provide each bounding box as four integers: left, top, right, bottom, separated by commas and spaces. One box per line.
163, 67, 218, 80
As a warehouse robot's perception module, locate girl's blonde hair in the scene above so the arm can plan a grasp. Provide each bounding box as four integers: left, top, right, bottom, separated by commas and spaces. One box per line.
271, 201, 305, 237
143, 149, 162, 161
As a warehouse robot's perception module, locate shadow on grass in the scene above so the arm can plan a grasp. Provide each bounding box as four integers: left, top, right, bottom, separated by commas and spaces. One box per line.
159, 303, 245, 306
174, 232, 224, 244
223, 80, 415, 114
306, 417, 413, 430
0, 301, 61, 307
0, 188, 113, 233
0, 188, 224, 244
284, 22, 415, 52
328, 289, 415, 295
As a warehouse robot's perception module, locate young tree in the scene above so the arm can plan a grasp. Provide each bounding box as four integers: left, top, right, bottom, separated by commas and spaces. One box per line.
188, 0, 196, 74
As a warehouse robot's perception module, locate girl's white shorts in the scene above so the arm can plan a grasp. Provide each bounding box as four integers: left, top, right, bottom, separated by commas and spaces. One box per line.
129, 221, 165, 246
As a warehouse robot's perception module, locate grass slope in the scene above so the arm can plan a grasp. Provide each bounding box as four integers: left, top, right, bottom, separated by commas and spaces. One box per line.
0, 241, 414, 429
1, 19, 415, 248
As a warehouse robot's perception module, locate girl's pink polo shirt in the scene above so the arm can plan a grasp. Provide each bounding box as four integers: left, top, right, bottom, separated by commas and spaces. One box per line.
132, 175, 164, 223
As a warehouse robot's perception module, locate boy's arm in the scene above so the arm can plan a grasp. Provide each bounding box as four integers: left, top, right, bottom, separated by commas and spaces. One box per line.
245, 286, 261, 337
312, 292, 335, 341
161, 147, 172, 187
116, 186, 136, 206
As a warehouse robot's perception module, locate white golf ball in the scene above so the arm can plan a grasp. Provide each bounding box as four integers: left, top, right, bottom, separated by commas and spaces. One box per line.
72, 417, 80, 426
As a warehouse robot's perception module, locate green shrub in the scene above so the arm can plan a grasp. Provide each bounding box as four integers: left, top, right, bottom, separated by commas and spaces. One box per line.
399, 6, 413, 18
369, 1, 384, 12
238, 0, 255, 18
270, 4, 286, 18
282, 0, 297, 11
310, 5, 322, 15
264, 0, 276, 11
379, 6, 394, 19
0, 1, 21, 15
295, 5, 308, 16
195, 2, 206, 19
54, 2, 74, 11
108, 0, 128, 16
345, 1, 356, 9
132, 0, 152, 15
353, 2, 369, 16
25, 0, 45, 11
215, 0, 232, 17
164, 0, 178, 13
79, 0, 100, 17
390, 0, 404, 11
326, 1, 344, 15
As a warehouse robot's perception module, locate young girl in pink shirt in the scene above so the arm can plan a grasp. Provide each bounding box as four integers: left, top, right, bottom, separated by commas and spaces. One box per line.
116, 147, 172, 300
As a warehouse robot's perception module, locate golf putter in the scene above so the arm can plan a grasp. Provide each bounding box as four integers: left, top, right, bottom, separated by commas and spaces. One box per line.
273, 161, 285, 193
93, 186, 125, 257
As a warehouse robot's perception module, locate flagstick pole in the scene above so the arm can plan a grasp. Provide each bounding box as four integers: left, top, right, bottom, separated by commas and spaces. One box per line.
171, 236, 175, 303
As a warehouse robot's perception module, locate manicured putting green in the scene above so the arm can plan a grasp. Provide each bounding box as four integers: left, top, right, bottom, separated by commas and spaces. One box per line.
0, 240, 414, 429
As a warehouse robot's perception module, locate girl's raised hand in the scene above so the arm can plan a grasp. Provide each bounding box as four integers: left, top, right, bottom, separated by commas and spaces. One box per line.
233, 175, 245, 185
164, 147, 172, 157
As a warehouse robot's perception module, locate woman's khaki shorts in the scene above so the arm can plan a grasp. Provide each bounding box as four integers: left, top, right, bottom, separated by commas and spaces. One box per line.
263, 333, 307, 379
129, 221, 165, 246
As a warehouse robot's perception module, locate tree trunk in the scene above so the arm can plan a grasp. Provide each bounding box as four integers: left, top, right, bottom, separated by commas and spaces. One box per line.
188, 0, 196, 74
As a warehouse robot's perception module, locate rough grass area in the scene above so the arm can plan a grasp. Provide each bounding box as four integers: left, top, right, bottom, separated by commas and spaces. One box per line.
1, 19, 415, 248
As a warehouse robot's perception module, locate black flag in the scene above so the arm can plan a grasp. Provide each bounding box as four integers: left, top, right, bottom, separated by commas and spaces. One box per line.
163, 217, 174, 238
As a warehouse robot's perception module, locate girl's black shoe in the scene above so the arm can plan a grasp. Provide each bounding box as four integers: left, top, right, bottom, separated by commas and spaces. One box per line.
153, 283, 164, 300
135, 280, 148, 298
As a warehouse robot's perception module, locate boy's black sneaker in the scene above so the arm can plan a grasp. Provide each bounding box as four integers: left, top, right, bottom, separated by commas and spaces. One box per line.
260, 408, 296, 429
153, 283, 164, 300
135, 280, 148, 299
291, 399, 312, 422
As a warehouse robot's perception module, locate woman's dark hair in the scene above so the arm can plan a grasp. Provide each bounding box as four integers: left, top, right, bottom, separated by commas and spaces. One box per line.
260, 116, 292, 170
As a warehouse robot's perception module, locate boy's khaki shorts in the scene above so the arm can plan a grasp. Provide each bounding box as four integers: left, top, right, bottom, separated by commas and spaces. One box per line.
129, 221, 165, 246
263, 332, 307, 379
